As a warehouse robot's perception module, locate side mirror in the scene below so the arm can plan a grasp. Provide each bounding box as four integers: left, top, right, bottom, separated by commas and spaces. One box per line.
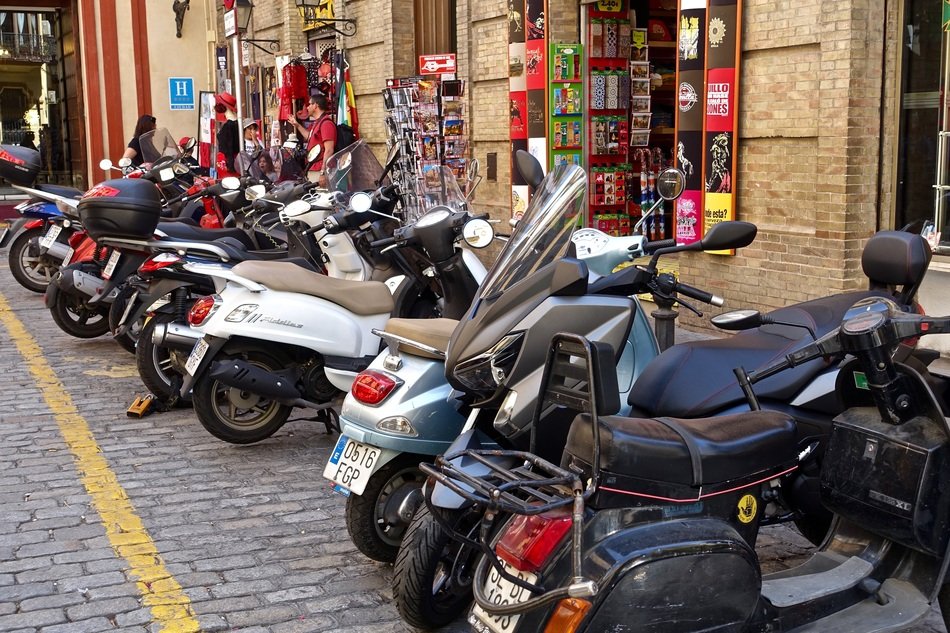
698, 221, 757, 252
515, 149, 544, 190
711, 309, 762, 331
183, 137, 197, 152
117, 157, 132, 168
221, 176, 241, 191
350, 191, 372, 213
656, 168, 686, 201
99, 159, 114, 171
245, 184, 267, 201
462, 218, 494, 248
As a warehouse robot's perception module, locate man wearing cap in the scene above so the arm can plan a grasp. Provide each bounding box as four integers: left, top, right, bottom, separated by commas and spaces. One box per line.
214, 92, 240, 176
292, 93, 336, 186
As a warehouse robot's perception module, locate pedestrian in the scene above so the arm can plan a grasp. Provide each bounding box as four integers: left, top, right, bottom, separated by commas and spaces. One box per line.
214, 92, 239, 176
20, 131, 37, 151
257, 153, 278, 183
292, 93, 336, 186
122, 114, 157, 166
235, 119, 264, 175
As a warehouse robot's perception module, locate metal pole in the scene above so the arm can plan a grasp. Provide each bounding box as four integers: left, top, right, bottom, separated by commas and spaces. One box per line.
232, 34, 243, 125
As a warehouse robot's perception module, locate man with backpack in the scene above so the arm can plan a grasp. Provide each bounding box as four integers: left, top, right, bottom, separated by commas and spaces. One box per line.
293, 93, 337, 186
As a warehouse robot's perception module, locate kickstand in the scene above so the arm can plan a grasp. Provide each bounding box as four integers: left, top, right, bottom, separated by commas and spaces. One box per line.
286, 408, 340, 434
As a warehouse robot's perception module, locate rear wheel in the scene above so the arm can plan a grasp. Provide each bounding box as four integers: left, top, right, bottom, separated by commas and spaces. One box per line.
345, 455, 426, 563
135, 313, 188, 404
8, 228, 58, 293
192, 345, 294, 444
49, 290, 111, 338
392, 505, 480, 630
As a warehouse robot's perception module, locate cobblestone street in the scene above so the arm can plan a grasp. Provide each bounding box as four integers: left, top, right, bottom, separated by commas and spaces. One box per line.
0, 258, 946, 633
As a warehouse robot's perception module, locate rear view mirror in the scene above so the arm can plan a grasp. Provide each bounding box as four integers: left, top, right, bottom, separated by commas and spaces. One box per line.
656, 168, 686, 201
699, 221, 757, 252
515, 149, 544, 190
711, 309, 763, 331
99, 159, 113, 171
462, 218, 494, 249
117, 157, 132, 168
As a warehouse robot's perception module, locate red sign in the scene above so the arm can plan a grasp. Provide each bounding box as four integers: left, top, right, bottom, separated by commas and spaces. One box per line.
419, 54, 456, 75
222, 0, 235, 9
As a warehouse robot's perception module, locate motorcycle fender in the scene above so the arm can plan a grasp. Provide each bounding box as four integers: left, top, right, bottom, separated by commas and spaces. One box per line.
0, 217, 30, 248
580, 517, 760, 632
178, 335, 229, 397
428, 428, 505, 510
43, 277, 60, 309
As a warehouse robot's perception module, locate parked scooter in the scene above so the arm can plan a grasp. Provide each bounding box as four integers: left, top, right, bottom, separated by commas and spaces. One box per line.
425, 295, 950, 633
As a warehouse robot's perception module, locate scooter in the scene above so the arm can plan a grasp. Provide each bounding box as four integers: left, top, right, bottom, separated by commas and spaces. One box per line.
426, 295, 950, 633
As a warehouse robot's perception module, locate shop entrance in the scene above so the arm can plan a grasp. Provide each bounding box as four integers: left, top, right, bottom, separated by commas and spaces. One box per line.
0, 9, 73, 187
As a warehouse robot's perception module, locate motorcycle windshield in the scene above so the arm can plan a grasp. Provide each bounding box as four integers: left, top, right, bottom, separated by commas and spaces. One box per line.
324, 139, 390, 198
416, 165, 467, 215
138, 128, 179, 165
479, 164, 587, 302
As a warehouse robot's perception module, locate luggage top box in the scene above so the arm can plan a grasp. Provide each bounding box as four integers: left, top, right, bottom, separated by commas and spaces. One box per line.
78, 178, 163, 241
0, 144, 41, 187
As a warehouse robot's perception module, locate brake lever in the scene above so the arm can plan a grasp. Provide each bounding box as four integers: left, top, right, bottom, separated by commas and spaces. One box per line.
675, 297, 703, 318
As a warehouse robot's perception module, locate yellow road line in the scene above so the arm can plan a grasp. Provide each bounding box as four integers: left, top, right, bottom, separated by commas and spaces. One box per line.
0, 292, 201, 633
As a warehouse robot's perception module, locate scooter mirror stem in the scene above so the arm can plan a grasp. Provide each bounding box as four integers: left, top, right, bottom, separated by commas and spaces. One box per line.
733, 366, 762, 411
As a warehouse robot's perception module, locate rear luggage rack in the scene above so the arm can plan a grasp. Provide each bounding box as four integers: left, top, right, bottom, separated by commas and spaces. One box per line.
421, 333, 616, 616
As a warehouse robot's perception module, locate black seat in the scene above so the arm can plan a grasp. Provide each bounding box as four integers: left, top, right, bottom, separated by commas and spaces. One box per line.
628, 290, 884, 417
154, 222, 257, 250
565, 410, 797, 487
35, 183, 83, 199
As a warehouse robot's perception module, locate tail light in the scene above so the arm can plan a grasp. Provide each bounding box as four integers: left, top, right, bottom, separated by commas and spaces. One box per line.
495, 510, 572, 573
542, 598, 592, 633
188, 295, 218, 326
138, 252, 181, 275
351, 370, 399, 405
67, 230, 87, 249
24, 219, 44, 230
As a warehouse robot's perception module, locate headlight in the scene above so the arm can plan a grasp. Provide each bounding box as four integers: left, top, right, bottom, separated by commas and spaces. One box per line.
453, 333, 525, 394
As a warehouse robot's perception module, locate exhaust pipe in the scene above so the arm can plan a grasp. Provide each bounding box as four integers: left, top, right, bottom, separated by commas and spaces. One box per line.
208, 359, 303, 403
54, 267, 106, 299
151, 321, 202, 351
43, 240, 72, 261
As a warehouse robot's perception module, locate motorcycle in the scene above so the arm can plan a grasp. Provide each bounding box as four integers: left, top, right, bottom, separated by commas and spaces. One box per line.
424, 294, 950, 633
179, 144, 490, 445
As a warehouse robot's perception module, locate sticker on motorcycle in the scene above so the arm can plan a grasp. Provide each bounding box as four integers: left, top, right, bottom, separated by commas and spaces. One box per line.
322, 435, 382, 496
101, 250, 121, 280
61, 247, 74, 265
185, 338, 210, 376
853, 372, 869, 390
39, 224, 62, 249
737, 494, 757, 524
469, 560, 537, 633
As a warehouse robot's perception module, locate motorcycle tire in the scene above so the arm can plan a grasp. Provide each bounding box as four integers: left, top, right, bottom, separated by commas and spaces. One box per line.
8, 228, 58, 293
49, 291, 111, 339
108, 283, 141, 355
135, 313, 188, 404
392, 504, 480, 630
345, 455, 426, 563
192, 345, 293, 444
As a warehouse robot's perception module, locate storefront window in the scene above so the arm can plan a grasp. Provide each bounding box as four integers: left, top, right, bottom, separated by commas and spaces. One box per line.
895, 0, 943, 236
414, 0, 456, 57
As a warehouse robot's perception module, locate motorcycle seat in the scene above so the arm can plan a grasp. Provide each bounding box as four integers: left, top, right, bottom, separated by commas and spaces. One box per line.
34, 183, 83, 199
564, 410, 797, 488
628, 290, 885, 418
155, 222, 257, 250
383, 318, 459, 359
231, 260, 395, 316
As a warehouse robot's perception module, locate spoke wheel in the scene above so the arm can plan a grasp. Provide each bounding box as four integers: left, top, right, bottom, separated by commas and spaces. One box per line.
192, 346, 293, 444
9, 228, 58, 293
49, 290, 111, 338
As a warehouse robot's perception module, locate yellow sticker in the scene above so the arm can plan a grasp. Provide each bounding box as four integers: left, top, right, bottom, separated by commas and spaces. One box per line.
737, 494, 757, 524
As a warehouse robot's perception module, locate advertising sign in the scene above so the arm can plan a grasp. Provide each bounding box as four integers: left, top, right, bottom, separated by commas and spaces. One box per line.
169, 77, 195, 110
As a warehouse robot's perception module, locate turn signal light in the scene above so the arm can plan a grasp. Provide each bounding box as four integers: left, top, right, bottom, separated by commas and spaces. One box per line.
187, 296, 218, 326
495, 510, 572, 573
138, 252, 181, 275
351, 370, 398, 405
542, 598, 592, 633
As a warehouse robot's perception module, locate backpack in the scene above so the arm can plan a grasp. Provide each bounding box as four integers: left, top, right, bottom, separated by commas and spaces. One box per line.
335, 122, 356, 152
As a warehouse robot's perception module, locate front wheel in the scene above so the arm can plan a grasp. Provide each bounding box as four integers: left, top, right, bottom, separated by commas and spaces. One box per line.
8, 228, 58, 293
192, 345, 294, 444
49, 289, 111, 338
345, 455, 426, 563
392, 504, 480, 630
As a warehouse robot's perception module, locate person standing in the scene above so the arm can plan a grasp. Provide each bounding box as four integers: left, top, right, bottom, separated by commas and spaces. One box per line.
292, 93, 336, 185
214, 92, 240, 176
235, 119, 264, 175
122, 114, 157, 166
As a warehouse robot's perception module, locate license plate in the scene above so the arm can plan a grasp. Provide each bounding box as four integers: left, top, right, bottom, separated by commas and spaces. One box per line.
102, 250, 121, 280
185, 337, 210, 376
469, 561, 537, 633
39, 224, 62, 249
61, 246, 74, 265
322, 435, 382, 495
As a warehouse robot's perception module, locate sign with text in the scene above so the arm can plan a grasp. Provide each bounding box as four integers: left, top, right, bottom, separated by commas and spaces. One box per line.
169, 77, 195, 110
419, 54, 457, 75
224, 9, 236, 37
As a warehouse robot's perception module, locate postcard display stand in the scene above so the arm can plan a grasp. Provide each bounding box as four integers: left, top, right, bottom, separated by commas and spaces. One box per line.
549, 44, 583, 170
383, 76, 469, 221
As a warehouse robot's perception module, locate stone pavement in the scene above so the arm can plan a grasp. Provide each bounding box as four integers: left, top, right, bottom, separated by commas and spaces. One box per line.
0, 260, 945, 633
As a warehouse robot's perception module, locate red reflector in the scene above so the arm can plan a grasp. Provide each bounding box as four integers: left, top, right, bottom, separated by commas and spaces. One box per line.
67, 230, 87, 248
496, 510, 573, 573
351, 370, 398, 405
188, 296, 216, 326
24, 219, 44, 230
138, 252, 181, 276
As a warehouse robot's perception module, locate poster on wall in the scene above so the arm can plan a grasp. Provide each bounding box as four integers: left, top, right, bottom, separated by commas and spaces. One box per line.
509, 0, 547, 218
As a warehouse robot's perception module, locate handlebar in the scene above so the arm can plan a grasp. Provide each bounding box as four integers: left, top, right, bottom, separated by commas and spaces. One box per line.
642, 238, 677, 253
653, 272, 723, 307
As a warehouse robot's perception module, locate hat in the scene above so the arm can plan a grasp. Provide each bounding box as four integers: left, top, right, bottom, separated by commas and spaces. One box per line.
242, 118, 259, 130
214, 92, 237, 114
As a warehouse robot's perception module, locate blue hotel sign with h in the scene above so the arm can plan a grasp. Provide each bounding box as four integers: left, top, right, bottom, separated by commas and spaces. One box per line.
169, 77, 195, 110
